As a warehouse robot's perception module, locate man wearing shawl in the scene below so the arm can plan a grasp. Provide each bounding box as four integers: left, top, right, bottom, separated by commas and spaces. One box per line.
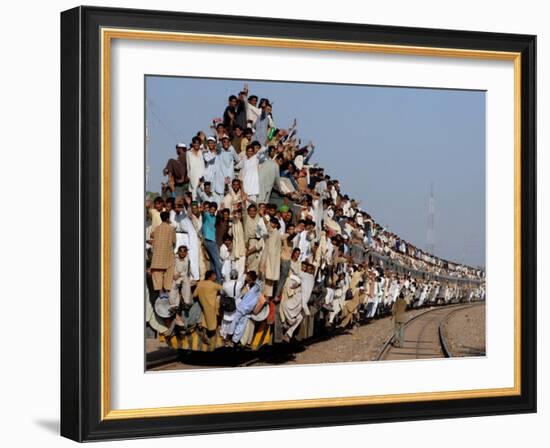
297, 263, 315, 339
260, 218, 282, 296
230, 271, 261, 344
222, 179, 246, 212
243, 204, 262, 273
279, 273, 305, 342
229, 208, 246, 277
340, 285, 366, 329
275, 223, 296, 299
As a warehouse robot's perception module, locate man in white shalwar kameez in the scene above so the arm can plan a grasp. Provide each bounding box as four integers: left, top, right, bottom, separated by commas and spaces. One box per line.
299, 267, 314, 317
186, 137, 206, 199
176, 215, 200, 282
219, 236, 234, 282
169, 201, 188, 254
295, 226, 314, 262
368, 276, 385, 318
242, 85, 261, 127
237, 145, 260, 203
203, 136, 223, 185
178, 202, 203, 281
236, 144, 269, 204
219, 270, 246, 339
218, 136, 240, 193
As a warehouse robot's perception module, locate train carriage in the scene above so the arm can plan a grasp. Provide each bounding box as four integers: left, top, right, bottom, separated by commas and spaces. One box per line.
154, 242, 484, 354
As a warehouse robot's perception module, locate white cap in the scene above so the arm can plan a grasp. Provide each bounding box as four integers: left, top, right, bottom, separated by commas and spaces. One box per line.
176, 143, 187, 149
207, 136, 217, 142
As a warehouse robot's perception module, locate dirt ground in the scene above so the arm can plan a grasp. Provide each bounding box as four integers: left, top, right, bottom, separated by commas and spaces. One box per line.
442, 304, 486, 357
256, 308, 429, 367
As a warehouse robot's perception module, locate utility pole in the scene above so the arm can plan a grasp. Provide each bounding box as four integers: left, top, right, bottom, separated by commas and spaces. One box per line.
427, 181, 435, 254
145, 107, 150, 193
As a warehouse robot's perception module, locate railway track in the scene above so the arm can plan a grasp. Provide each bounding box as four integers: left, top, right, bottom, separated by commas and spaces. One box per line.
375, 303, 483, 361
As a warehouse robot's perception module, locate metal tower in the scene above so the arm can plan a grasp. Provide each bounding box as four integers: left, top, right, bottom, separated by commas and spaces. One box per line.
426, 182, 435, 254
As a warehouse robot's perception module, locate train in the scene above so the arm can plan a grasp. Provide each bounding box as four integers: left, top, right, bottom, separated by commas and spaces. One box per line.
156, 241, 485, 353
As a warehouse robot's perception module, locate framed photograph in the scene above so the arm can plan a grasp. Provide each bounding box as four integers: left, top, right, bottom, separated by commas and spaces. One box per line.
60, 6, 536, 441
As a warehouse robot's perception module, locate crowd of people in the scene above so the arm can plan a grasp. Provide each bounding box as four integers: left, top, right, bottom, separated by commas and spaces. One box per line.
145, 83, 486, 348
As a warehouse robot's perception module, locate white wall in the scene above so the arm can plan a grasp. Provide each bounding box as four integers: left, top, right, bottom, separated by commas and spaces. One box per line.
0, 0, 546, 445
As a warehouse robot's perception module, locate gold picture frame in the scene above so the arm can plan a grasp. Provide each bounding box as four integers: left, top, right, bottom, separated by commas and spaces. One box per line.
61, 6, 536, 441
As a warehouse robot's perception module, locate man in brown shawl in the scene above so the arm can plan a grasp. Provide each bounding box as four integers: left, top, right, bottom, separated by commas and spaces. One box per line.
230, 208, 246, 277
260, 218, 282, 296
339, 284, 366, 329
243, 203, 262, 273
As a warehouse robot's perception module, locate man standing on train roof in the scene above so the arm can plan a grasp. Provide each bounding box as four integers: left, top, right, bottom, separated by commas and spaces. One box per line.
196, 180, 222, 209
223, 95, 238, 132
258, 145, 281, 204
231, 125, 244, 154
238, 127, 253, 155
222, 178, 246, 212
218, 135, 240, 190
186, 136, 206, 199
238, 145, 259, 201
392, 292, 408, 348
211, 121, 226, 141
242, 83, 261, 127
163, 143, 189, 200
203, 136, 220, 185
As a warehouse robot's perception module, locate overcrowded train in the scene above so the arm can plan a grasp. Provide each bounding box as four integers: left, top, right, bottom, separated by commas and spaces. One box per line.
144, 83, 486, 354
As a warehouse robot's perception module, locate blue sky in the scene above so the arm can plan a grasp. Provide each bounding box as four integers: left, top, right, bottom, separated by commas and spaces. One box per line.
145, 76, 486, 267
